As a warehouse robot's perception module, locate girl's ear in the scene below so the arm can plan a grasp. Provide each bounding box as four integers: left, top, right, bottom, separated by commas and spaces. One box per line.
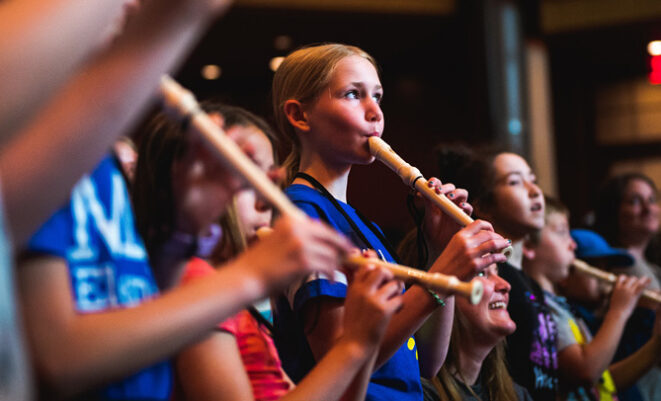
283, 100, 310, 132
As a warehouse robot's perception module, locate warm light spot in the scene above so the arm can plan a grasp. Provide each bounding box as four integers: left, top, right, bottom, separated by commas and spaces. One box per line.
648, 41, 661, 56
201, 64, 221, 80
269, 57, 285, 72
274, 35, 293, 51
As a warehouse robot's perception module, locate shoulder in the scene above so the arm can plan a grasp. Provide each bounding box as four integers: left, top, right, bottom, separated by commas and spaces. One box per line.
285, 184, 331, 219
26, 155, 119, 258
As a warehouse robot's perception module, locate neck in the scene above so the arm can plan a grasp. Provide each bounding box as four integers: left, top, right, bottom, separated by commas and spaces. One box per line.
525, 264, 555, 294
618, 230, 651, 259
297, 151, 351, 202
622, 240, 648, 262
455, 339, 492, 386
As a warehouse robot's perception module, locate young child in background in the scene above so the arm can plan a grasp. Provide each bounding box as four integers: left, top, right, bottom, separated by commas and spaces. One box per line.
135, 103, 405, 401
271, 44, 510, 400
523, 196, 661, 400
566, 229, 648, 401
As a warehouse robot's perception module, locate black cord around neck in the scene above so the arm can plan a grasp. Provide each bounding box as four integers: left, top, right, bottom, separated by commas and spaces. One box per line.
294, 172, 401, 264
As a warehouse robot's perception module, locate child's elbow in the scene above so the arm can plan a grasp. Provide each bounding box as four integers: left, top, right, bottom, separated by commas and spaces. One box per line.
570, 366, 602, 387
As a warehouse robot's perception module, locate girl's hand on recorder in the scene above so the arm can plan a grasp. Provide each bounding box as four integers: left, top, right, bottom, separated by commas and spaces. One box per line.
421, 177, 473, 257
343, 264, 404, 348
236, 216, 353, 293
428, 220, 509, 290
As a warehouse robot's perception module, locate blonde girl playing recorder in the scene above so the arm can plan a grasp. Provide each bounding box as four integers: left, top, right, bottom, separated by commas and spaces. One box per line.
271, 43, 511, 400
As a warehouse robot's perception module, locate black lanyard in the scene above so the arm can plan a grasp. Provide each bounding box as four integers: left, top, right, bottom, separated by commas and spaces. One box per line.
294, 172, 401, 264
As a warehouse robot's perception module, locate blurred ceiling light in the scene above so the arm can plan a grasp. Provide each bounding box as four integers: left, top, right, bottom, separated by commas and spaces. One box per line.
201, 64, 222, 80
269, 57, 285, 72
274, 35, 293, 51
648, 41, 661, 56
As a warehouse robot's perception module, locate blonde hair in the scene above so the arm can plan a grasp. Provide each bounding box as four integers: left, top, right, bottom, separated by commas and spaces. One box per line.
271, 43, 378, 183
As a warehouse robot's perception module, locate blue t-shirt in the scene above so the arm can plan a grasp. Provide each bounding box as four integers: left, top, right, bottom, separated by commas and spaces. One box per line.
27, 155, 171, 401
273, 184, 423, 401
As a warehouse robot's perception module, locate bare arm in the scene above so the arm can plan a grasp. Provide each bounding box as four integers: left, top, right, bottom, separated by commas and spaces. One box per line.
176, 333, 255, 401
0, 0, 131, 136
609, 307, 661, 389
18, 216, 351, 399
304, 220, 507, 372
557, 276, 648, 386
18, 256, 266, 399
0, 0, 231, 246
176, 266, 402, 401
415, 296, 455, 378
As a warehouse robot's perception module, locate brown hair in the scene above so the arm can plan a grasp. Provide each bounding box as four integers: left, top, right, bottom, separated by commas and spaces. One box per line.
272, 43, 377, 183
432, 310, 518, 401
133, 102, 275, 258
594, 172, 658, 246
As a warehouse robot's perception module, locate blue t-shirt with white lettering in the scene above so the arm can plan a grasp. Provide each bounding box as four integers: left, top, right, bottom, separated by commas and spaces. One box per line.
28, 155, 171, 400
273, 184, 422, 401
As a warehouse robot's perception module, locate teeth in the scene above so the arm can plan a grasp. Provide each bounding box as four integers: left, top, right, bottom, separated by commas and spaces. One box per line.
489, 301, 506, 309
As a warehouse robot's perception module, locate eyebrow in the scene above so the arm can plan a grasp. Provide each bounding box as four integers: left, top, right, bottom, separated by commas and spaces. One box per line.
496, 169, 536, 182
349, 82, 383, 91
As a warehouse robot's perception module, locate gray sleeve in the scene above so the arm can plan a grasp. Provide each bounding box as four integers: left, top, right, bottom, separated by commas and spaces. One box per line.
546, 297, 579, 351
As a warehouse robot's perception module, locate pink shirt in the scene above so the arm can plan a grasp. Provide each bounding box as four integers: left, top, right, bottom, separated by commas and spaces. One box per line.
182, 258, 291, 401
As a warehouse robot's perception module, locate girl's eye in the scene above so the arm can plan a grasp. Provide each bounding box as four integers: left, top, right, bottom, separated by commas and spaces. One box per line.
477, 270, 486, 278
372, 93, 383, 104
345, 90, 359, 99
508, 180, 520, 186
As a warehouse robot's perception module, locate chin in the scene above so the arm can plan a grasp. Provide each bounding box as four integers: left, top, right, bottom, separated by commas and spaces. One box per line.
495, 320, 517, 337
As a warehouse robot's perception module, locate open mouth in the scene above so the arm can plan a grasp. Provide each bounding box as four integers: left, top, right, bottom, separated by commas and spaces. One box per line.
531, 203, 543, 212
488, 301, 507, 310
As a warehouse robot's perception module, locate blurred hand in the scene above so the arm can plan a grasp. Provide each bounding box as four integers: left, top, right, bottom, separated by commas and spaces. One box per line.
238, 216, 353, 292
343, 265, 404, 347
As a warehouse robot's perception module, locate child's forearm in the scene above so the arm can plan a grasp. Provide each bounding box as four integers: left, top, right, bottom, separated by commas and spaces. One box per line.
284, 338, 377, 401
19, 256, 266, 399
416, 295, 455, 378
559, 309, 628, 385
374, 284, 439, 369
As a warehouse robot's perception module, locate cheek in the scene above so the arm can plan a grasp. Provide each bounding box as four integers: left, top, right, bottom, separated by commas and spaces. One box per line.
234, 194, 256, 223
496, 192, 526, 220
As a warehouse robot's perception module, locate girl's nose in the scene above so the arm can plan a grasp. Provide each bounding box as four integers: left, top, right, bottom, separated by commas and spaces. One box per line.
365, 99, 383, 123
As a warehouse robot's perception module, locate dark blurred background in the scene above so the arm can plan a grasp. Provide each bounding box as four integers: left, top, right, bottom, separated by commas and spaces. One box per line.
161, 0, 661, 243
